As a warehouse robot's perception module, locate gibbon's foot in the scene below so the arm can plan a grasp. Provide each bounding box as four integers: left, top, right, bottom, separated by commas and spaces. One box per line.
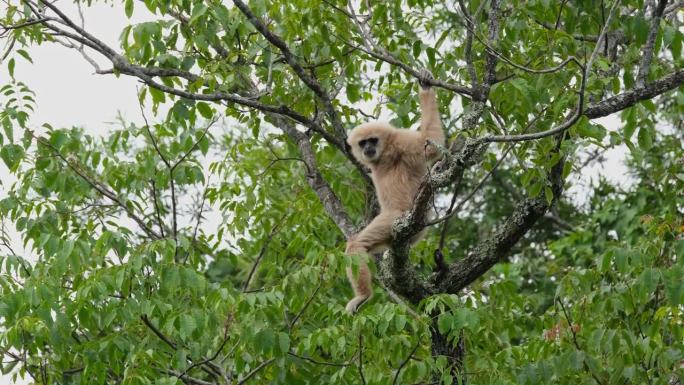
345, 295, 371, 314
418, 68, 433, 89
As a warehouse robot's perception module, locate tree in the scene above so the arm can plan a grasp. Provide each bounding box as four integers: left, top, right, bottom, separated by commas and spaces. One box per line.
0, 0, 683, 384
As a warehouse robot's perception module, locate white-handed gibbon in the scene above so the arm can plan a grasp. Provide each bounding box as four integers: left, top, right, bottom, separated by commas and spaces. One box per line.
345, 72, 445, 313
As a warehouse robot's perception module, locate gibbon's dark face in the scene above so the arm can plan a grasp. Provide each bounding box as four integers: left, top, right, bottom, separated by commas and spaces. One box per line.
358, 137, 381, 162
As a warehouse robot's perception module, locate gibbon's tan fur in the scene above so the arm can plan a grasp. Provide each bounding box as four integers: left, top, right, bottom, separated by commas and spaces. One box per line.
345, 80, 445, 313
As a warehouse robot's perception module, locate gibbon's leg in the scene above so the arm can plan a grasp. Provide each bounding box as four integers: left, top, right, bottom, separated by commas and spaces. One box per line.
344, 210, 401, 313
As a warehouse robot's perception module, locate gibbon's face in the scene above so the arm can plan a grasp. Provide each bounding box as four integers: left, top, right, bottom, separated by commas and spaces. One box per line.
348, 122, 392, 165
357, 136, 381, 162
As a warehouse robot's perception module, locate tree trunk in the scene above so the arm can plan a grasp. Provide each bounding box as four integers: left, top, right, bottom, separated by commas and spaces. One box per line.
430, 317, 467, 384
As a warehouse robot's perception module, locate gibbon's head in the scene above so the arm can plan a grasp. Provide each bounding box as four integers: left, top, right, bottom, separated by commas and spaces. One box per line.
347, 122, 394, 165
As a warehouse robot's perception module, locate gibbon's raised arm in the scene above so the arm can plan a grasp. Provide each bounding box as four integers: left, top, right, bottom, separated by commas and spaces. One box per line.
419, 86, 445, 158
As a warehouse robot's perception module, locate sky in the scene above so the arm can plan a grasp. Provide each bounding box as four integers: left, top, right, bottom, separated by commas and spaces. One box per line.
0, 2, 631, 384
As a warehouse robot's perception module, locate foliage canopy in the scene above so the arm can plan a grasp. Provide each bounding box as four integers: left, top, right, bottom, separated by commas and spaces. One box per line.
0, 0, 683, 384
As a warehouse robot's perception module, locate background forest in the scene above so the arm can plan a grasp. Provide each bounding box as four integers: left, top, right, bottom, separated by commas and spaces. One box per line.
0, 0, 683, 384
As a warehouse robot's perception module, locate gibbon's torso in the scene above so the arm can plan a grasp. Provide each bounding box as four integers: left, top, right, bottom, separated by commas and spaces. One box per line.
370, 140, 428, 213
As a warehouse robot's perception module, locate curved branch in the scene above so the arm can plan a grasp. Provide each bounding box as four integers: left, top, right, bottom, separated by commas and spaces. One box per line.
232, 0, 347, 139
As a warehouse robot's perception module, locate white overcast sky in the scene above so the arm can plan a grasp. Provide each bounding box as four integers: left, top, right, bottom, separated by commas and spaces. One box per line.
0, 2, 631, 384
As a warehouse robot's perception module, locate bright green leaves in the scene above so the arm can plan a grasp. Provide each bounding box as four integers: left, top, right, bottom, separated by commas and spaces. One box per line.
2, 0, 684, 383
574, 116, 606, 142
195, 102, 213, 119
663, 266, 684, 306
124, 0, 134, 18
0, 144, 24, 172
189, 3, 208, 25
636, 125, 654, 150
179, 314, 197, 339
436, 308, 479, 336
1, 81, 36, 138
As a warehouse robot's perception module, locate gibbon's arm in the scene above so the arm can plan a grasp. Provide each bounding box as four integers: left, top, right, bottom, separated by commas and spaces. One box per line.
419, 87, 445, 157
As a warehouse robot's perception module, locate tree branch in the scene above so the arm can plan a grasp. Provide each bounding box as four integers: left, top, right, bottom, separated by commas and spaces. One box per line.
33, 134, 162, 240
435, 150, 565, 294
243, 219, 285, 292
636, 0, 668, 87
272, 116, 356, 237
585, 70, 684, 118
236, 358, 275, 385
231, 0, 347, 140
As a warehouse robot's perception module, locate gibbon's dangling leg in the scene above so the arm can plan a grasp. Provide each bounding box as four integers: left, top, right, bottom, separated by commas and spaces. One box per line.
344, 210, 401, 313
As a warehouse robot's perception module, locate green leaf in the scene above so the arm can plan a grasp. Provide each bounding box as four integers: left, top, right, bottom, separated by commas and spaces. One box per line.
634, 17, 649, 45
0, 144, 24, 171
125, 0, 134, 18
8, 58, 15, 77
544, 186, 553, 205
16, 49, 33, 64
636, 126, 653, 150
196, 102, 213, 119
576, 119, 606, 141
179, 314, 196, 338
278, 332, 290, 354
664, 267, 683, 306
190, 3, 209, 24
346, 83, 360, 103
437, 313, 452, 334
528, 181, 543, 198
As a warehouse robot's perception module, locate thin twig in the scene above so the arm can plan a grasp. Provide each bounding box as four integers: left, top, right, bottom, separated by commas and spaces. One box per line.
392, 340, 422, 385
430, 108, 547, 226
150, 180, 166, 238
137, 96, 178, 257
557, 299, 606, 385
236, 358, 275, 385
243, 217, 286, 292
358, 334, 367, 385
289, 272, 323, 329
287, 352, 352, 367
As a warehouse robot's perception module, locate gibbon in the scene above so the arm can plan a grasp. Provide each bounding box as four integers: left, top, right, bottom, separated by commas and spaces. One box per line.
345, 73, 445, 313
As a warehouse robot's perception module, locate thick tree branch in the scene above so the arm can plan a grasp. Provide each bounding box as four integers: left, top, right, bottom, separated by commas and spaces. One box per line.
435, 151, 566, 294
585, 70, 684, 118
375, 140, 486, 303
23, 1, 353, 155
636, 0, 668, 87
381, 1, 623, 302
484, 0, 500, 86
